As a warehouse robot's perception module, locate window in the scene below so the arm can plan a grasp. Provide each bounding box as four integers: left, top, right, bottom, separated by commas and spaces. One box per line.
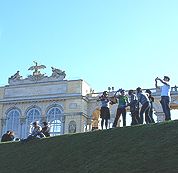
50, 120, 62, 136
6, 109, 20, 138
26, 108, 41, 136
47, 107, 64, 136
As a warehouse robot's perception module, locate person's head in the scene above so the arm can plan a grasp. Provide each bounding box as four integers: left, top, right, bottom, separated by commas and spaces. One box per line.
136, 87, 142, 93
9, 131, 14, 136
128, 89, 134, 95
163, 76, 170, 82
32, 121, 38, 127
103, 91, 108, 96
145, 89, 152, 95
120, 89, 125, 95
43, 122, 48, 126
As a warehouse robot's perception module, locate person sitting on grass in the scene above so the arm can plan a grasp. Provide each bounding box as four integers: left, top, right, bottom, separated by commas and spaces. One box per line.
41, 122, 50, 137
23, 121, 45, 142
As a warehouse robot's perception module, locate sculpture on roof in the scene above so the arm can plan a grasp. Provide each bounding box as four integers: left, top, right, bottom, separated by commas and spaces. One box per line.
28, 61, 46, 77
9, 71, 22, 81
8, 61, 66, 85
51, 67, 66, 78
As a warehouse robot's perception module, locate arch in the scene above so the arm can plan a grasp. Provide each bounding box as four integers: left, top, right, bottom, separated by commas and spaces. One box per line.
25, 106, 42, 137
45, 102, 64, 114
25, 105, 42, 117
5, 107, 22, 116
46, 105, 64, 136
5, 107, 21, 138
26, 106, 41, 123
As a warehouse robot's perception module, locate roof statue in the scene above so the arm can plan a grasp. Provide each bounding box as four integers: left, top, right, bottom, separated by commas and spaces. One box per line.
51, 67, 66, 78
28, 61, 46, 77
8, 61, 66, 85
8, 71, 22, 81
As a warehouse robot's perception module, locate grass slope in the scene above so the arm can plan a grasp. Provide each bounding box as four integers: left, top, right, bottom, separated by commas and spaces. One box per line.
0, 120, 178, 173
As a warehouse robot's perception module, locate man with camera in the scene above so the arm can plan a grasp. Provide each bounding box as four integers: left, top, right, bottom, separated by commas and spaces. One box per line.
155, 76, 171, 121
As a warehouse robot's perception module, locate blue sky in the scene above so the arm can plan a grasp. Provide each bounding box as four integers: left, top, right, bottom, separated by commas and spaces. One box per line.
0, 0, 178, 92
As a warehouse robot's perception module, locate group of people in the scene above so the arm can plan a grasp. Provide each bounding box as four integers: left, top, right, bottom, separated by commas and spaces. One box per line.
1, 121, 50, 143
24, 121, 50, 141
97, 76, 171, 130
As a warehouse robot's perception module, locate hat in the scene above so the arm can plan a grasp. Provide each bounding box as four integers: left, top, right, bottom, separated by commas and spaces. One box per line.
164, 76, 170, 81
145, 89, 152, 94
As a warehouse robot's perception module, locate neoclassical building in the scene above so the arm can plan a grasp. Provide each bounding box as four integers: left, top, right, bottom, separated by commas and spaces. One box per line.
0, 62, 178, 139
0, 62, 95, 139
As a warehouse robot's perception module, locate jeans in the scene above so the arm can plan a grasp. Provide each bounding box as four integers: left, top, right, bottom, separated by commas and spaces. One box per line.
140, 101, 150, 124
160, 96, 171, 120
113, 107, 126, 127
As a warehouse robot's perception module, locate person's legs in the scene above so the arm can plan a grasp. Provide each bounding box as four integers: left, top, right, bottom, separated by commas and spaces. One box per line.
122, 109, 127, 127
149, 110, 155, 123
161, 97, 171, 120
145, 106, 152, 124
140, 102, 150, 124
105, 119, 109, 129
131, 112, 136, 125
101, 118, 104, 130
113, 108, 122, 127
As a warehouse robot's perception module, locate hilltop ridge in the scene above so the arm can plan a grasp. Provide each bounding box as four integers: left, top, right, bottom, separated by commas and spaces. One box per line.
0, 120, 178, 173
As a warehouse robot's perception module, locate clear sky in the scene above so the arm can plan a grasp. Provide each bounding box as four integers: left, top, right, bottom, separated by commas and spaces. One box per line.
0, 0, 178, 92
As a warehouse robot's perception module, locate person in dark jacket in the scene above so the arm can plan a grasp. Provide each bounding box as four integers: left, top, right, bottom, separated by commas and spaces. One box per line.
145, 89, 155, 123
1, 131, 10, 142
136, 87, 151, 124
128, 89, 140, 125
1, 130, 14, 142
41, 122, 50, 137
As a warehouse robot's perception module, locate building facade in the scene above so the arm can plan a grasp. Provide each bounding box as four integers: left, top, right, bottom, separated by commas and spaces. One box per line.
0, 63, 93, 139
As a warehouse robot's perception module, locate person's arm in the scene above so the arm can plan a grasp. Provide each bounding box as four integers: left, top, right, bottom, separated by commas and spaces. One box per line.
155, 77, 159, 88
156, 77, 169, 86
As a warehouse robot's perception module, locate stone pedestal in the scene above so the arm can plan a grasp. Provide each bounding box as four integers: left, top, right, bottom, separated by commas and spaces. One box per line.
155, 112, 165, 122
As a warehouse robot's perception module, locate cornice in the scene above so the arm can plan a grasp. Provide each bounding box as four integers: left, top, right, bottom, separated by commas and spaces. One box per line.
0, 94, 86, 104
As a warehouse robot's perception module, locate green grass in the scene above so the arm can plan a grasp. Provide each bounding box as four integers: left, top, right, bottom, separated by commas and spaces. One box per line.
1, 120, 178, 173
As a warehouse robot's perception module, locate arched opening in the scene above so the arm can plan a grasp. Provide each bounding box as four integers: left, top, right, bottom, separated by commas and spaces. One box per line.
26, 107, 41, 137
5, 108, 20, 138
46, 107, 64, 136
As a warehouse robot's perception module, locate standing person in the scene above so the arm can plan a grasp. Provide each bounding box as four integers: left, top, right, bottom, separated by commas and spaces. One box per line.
136, 87, 151, 124
145, 89, 155, 123
128, 90, 140, 125
41, 122, 50, 137
155, 76, 171, 121
98, 91, 110, 130
112, 89, 129, 127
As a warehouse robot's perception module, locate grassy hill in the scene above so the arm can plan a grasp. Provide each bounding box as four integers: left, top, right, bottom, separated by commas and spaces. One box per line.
1, 120, 178, 173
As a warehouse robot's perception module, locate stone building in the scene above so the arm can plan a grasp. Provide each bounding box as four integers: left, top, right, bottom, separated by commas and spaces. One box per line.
0, 62, 95, 139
